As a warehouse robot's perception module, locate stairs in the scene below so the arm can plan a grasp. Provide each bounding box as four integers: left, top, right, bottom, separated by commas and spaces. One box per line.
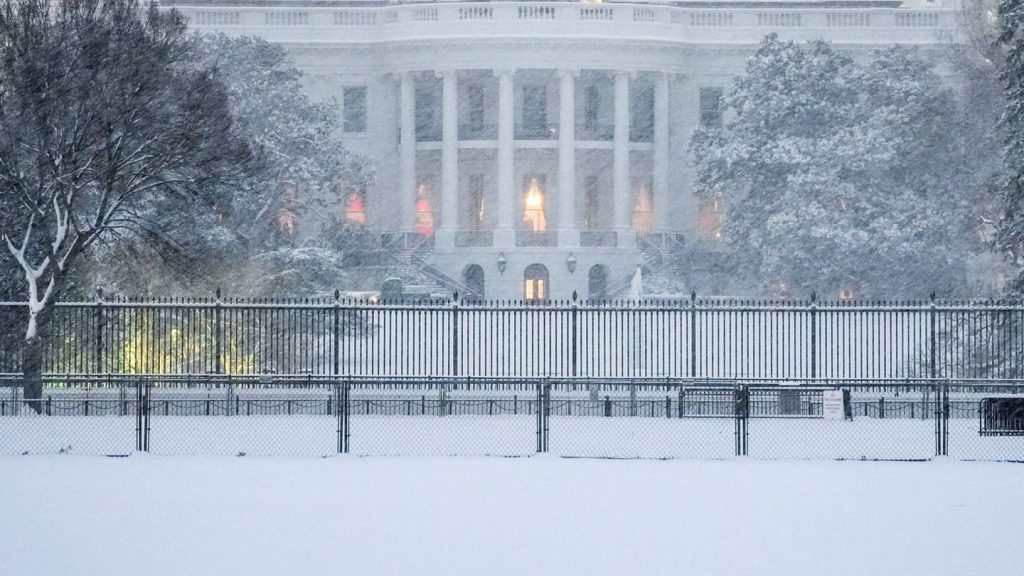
381, 233, 483, 300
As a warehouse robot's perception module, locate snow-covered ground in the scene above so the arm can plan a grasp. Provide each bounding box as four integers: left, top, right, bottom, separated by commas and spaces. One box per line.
3, 415, 1022, 461
0, 456, 1021, 576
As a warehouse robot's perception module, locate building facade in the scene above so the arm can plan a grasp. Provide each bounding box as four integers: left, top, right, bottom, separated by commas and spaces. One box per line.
168, 0, 965, 300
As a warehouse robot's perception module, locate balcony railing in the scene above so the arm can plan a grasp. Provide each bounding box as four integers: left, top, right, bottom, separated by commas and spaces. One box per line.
459, 123, 498, 141
580, 231, 617, 247
576, 123, 614, 141
416, 126, 442, 142
516, 230, 558, 247
174, 4, 959, 48
455, 230, 494, 247
515, 123, 559, 141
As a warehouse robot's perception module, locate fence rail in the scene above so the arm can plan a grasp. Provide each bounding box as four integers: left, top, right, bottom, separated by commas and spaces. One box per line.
2, 375, 1023, 461
2, 295, 1023, 380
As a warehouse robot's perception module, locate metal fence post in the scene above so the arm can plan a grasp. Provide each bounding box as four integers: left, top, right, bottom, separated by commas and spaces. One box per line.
135, 379, 143, 452
451, 292, 460, 379
929, 292, 937, 381
94, 288, 104, 375
809, 292, 817, 380
689, 291, 698, 379
571, 291, 579, 378
734, 385, 749, 457
333, 290, 341, 377
214, 288, 224, 375
941, 382, 950, 456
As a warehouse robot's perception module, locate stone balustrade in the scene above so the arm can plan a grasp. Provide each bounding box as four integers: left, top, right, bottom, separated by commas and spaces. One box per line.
171, 2, 960, 45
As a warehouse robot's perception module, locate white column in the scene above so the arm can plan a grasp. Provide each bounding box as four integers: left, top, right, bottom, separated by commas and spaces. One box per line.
653, 73, 670, 233
613, 71, 631, 235
440, 70, 459, 241
558, 69, 577, 247
400, 72, 417, 235
495, 68, 515, 245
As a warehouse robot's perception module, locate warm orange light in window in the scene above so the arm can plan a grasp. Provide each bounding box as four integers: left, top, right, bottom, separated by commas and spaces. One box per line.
699, 196, 725, 239
345, 190, 367, 224
276, 209, 296, 236
839, 289, 855, 300
415, 184, 434, 235
632, 187, 653, 233
523, 178, 547, 232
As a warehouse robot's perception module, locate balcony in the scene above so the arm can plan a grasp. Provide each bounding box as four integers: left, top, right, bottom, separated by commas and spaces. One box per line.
515, 123, 559, 141
576, 123, 614, 141
416, 126, 441, 142
455, 230, 494, 247
459, 123, 498, 141
516, 230, 558, 247
579, 231, 617, 247
177, 4, 958, 48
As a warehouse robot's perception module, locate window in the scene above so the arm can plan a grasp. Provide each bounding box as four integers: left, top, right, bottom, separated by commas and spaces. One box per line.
632, 184, 653, 233
699, 87, 723, 129
344, 187, 367, 224
522, 84, 547, 134
522, 176, 547, 232
415, 183, 434, 235
631, 84, 654, 141
415, 85, 436, 138
466, 174, 486, 230
467, 83, 485, 132
584, 84, 600, 129
524, 264, 550, 301
584, 175, 602, 230
698, 196, 725, 239
343, 86, 367, 133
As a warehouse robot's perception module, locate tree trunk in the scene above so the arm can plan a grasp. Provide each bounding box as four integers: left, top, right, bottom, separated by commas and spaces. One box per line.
21, 305, 54, 414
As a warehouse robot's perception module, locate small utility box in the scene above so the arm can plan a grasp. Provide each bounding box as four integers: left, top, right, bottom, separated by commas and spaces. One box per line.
980, 397, 1024, 436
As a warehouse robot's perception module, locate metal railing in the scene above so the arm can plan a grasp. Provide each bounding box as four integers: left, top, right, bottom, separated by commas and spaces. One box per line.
2, 375, 1022, 460
1, 295, 1023, 380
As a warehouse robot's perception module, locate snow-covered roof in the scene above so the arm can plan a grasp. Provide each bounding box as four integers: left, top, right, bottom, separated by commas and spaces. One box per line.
163, 0, 907, 8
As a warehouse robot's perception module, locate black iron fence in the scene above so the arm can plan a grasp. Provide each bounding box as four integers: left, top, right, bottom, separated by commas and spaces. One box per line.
1, 294, 1023, 380
2, 375, 1023, 461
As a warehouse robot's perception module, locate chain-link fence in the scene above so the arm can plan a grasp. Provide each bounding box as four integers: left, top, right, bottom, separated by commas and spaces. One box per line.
2, 376, 1023, 460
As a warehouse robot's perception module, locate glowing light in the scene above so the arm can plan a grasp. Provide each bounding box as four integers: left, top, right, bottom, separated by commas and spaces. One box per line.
345, 189, 367, 224
632, 187, 653, 233
415, 184, 434, 235
523, 178, 547, 232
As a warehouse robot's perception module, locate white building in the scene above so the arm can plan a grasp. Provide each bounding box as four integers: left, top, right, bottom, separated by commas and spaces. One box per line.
169, 0, 965, 300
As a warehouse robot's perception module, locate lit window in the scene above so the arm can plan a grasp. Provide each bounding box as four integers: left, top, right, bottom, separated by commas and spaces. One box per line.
276, 209, 296, 237
698, 196, 725, 239
524, 264, 550, 301
839, 289, 855, 301
344, 188, 367, 224
467, 174, 486, 230
415, 183, 434, 235
343, 86, 367, 133
632, 185, 653, 233
523, 177, 547, 232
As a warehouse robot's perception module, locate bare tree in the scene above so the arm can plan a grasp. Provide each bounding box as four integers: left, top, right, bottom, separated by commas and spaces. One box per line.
0, 0, 247, 410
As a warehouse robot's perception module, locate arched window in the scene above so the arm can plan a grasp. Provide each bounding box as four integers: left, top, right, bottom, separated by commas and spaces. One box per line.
588, 264, 609, 301
462, 264, 485, 301
524, 263, 549, 301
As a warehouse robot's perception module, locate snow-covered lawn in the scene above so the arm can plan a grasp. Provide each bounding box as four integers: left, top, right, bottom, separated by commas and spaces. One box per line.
0, 456, 1021, 576
3, 415, 1023, 461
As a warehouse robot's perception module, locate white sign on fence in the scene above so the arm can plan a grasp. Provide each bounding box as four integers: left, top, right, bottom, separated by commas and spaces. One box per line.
823, 390, 845, 420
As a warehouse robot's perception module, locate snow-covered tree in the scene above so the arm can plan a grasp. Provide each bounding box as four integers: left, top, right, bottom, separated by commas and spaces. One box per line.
0, 0, 248, 409
997, 0, 1024, 293
691, 35, 985, 299
92, 33, 374, 296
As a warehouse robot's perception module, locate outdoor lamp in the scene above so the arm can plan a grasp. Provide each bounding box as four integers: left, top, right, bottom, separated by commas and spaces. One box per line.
497, 252, 507, 274
566, 252, 577, 274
